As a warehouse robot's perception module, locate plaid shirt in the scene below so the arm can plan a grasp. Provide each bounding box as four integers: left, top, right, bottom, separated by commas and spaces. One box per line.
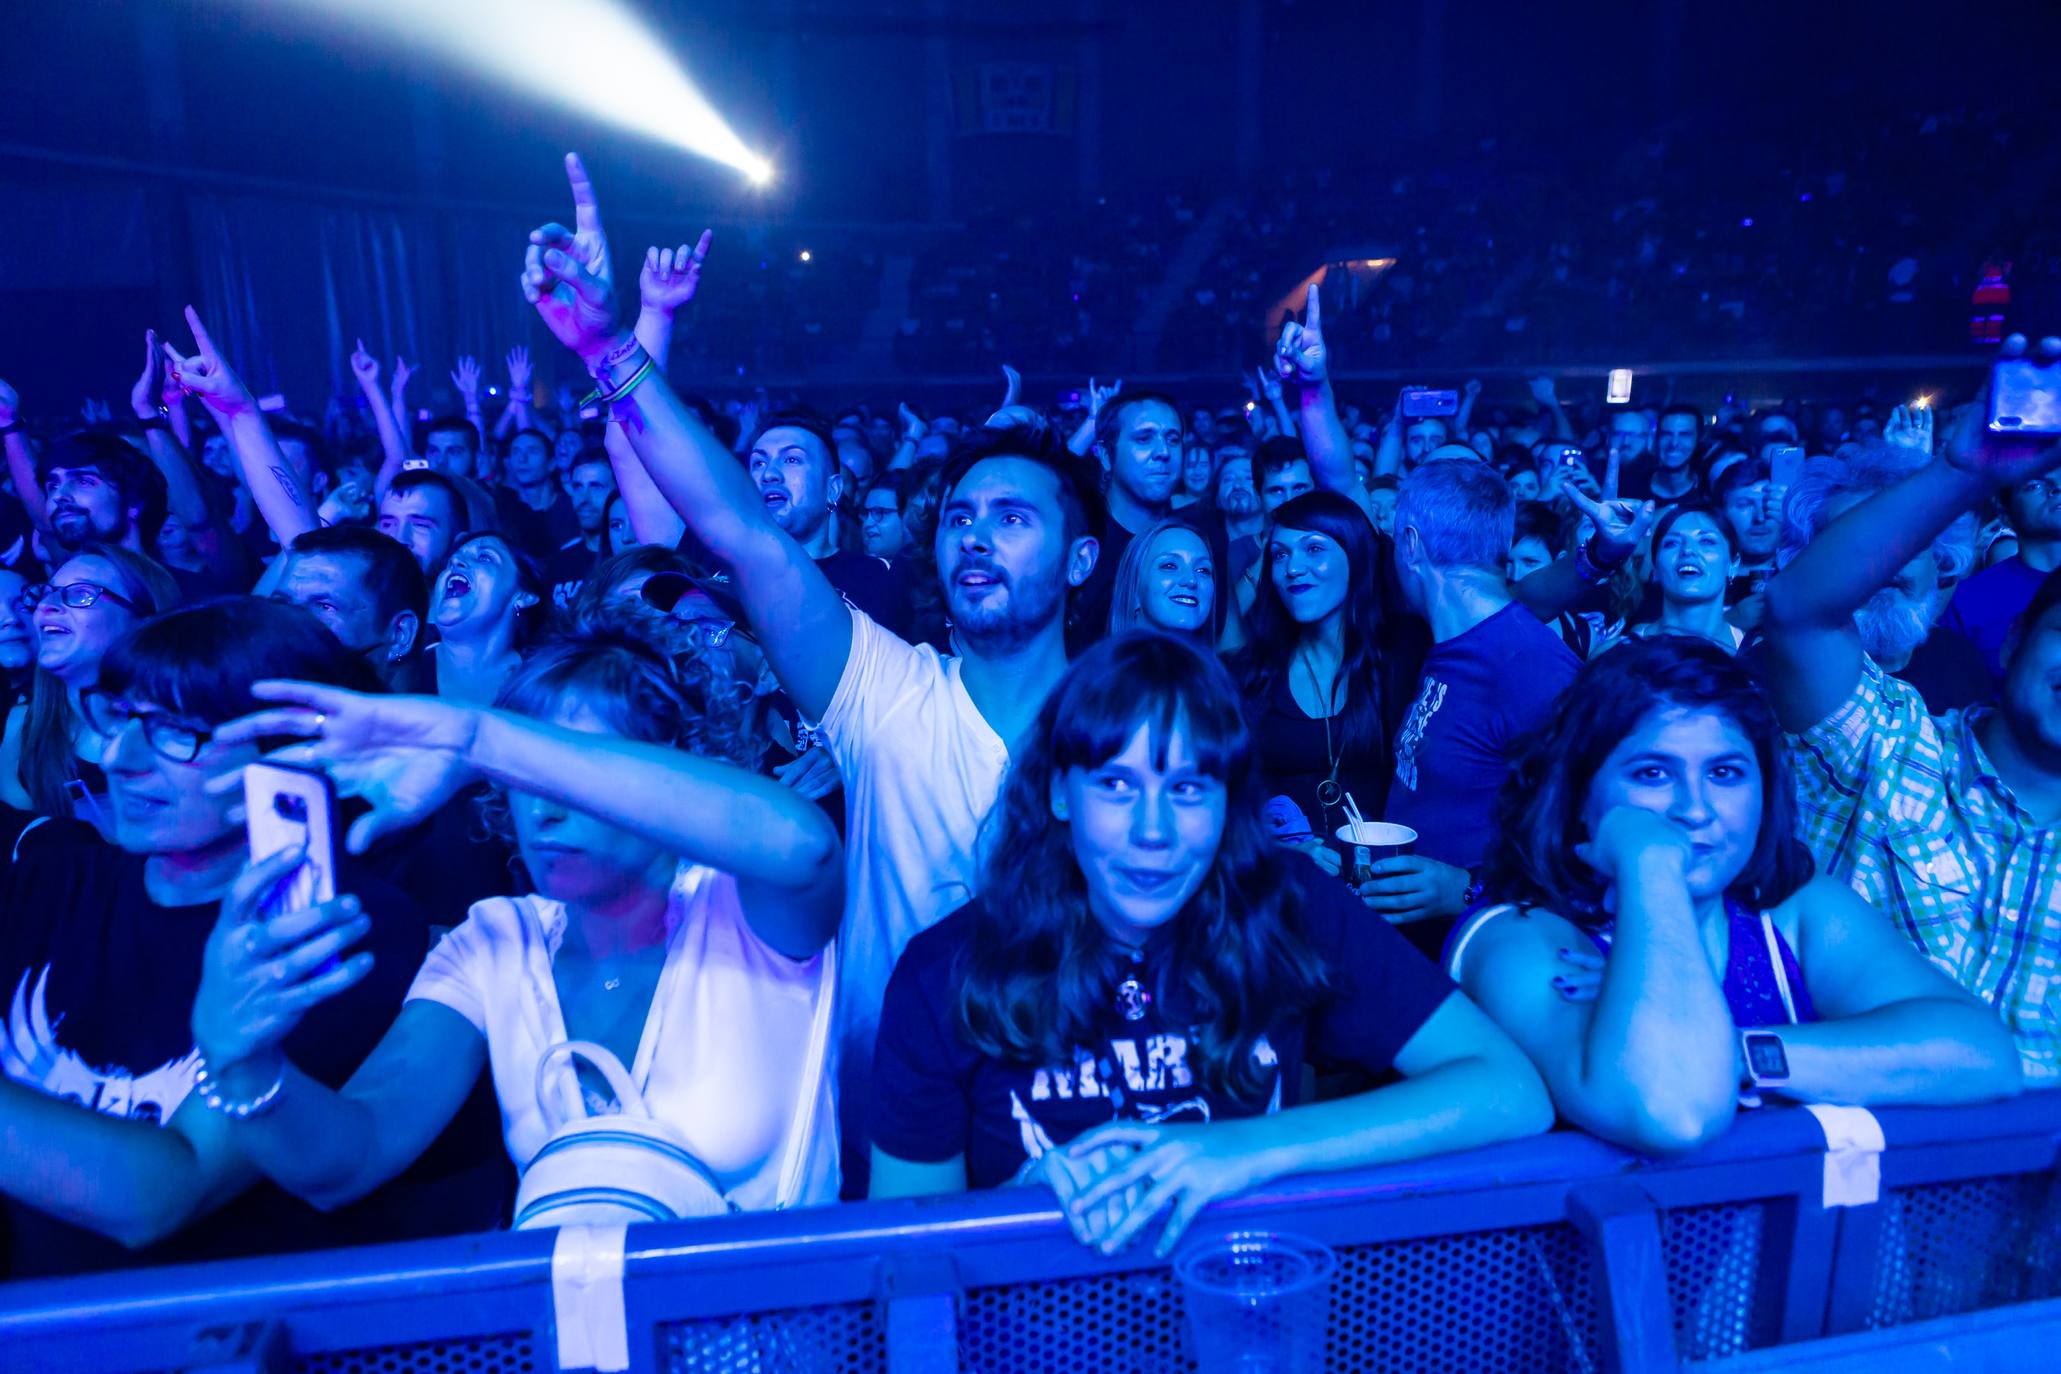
1787, 659, 2061, 1083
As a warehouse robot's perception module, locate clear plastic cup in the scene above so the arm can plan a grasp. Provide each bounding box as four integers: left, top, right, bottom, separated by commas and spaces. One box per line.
1176, 1231, 1337, 1374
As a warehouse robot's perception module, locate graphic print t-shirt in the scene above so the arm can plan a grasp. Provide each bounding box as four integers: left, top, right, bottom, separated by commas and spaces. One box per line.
1385, 602, 1578, 871
869, 862, 1455, 1189
0, 826, 505, 1277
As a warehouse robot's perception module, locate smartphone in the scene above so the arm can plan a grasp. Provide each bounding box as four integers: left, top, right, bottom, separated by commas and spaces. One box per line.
243, 762, 338, 919
1556, 444, 1589, 468
401, 457, 431, 471
1606, 369, 1633, 405
1769, 444, 1806, 488
257, 394, 287, 413
1988, 358, 2061, 436
1401, 388, 1460, 418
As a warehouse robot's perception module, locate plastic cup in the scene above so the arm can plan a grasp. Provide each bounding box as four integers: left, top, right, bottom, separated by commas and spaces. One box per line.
1176, 1231, 1337, 1374
1334, 821, 1417, 886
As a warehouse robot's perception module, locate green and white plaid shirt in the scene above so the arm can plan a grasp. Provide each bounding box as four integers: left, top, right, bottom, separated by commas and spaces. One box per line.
1787, 658, 2061, 1083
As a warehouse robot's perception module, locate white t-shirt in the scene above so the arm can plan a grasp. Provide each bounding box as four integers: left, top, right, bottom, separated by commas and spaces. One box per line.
818, 608, 1010, 1103
406, 864, 839, 1212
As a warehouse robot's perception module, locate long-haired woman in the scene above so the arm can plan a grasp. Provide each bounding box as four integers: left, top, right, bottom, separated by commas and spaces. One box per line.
1232, 490, 1419, 852
1105, 515, 1219, 643
1, 543, 180, 826
869, 631, 1548, 1256
1447, 637, 2019, 1155
1629, 504, 1743, 651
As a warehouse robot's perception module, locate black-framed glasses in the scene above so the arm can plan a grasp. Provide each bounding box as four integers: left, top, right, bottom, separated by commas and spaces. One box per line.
79, 689, 214, 764
22, 582, 146, 614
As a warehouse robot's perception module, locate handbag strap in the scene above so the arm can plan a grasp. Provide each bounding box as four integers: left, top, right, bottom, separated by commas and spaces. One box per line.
1759, 911, 1800, 1025
769, 939, 838, 1208
535, 1040, 653, 1134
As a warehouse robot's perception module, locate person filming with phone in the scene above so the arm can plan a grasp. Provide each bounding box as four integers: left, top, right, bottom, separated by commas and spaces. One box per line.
0, 598, 504, 1277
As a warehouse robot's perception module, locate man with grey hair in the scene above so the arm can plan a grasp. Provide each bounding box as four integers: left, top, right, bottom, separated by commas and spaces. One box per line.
1368, 460, 1581, 957
1777, 442, 1989, 712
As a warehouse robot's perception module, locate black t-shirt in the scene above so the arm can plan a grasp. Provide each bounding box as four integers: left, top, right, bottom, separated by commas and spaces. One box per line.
816, 548, 909, 641
542, 537, 600, 610
0, 826, 508, 1277
1894, 624, 1997, 713
869, 861, 1455, 1190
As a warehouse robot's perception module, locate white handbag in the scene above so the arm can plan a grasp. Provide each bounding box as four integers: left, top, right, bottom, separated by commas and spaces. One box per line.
511, 940, 838, 1230
512, 1040, 731, 1230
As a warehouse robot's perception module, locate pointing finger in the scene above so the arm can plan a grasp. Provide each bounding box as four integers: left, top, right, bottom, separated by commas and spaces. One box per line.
565, 152, 602, 238
184, 305, 221, 360
692, 228, 712, 260
1305, 280, 1321, 330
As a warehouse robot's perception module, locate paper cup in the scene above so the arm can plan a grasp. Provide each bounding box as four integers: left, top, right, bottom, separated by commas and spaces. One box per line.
1334, 821, 1416, 862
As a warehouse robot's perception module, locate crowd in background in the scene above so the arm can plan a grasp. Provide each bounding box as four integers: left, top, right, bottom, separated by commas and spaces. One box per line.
0, 147, 2053, 1283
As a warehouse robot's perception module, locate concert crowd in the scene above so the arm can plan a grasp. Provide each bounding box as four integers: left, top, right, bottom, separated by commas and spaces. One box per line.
0, 152, 2053, 1279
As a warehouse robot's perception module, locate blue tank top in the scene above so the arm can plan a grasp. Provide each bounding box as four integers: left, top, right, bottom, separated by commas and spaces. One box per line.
1590, 896, 1816, 1027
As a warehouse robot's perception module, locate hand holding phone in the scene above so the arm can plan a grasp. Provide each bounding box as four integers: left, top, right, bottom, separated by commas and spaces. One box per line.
242, 762, 338, 919
1768, 444, 1806, 489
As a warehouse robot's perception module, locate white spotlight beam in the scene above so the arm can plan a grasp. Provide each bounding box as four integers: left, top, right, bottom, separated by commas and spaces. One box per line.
255, 0, 772, 182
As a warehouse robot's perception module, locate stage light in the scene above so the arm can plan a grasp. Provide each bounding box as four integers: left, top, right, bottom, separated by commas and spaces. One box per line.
799, 250, 812, 263
252, 0, 772, 182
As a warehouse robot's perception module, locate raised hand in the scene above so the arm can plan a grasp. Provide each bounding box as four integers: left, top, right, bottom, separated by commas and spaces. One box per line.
1943, 334, 2061, 487
210, 680, 481, 854
1086, 376, 1122, 417
1563, 483, 1657, 569
1254, 365, 1283, 403
640, 231, 713, 316
1527, 375, 1560, 407
897, 402, 927, 441
1883, 403, 1933, 454
349, 338, 381, 388
130, 330, 166, 419
390, 355, 416, 398
1274, 282, 1328, 388
0, 377, 16, 428
521, 152, 625, 363
161, 306, 258, 420
506, 345, 533, 396
1000, 364, 1022, 410
450, 354, 482, 403
81, 397, 113, 425
1463, 378, 1483, 401
317, 480, 372, 526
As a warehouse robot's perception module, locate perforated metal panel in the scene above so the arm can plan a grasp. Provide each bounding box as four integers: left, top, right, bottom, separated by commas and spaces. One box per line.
1867, 1174, 2061, 1329
293, 1331, 538, 1374
664, 1302, 887, 1374
955, 1223, 1601, 1374
1660, 1201, 1769, 1360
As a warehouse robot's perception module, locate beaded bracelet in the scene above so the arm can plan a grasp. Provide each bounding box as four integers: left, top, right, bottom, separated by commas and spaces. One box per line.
1574, 539, 1626, 586
580, 354, 655, 413
192, 1053, 285, 1119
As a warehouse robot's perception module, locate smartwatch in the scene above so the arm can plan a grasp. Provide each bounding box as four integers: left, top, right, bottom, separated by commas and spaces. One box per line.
1738, 1029, 1789, 1105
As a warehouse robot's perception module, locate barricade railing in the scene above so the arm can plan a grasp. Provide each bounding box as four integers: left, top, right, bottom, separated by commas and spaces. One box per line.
1, 1092, 2056, 1374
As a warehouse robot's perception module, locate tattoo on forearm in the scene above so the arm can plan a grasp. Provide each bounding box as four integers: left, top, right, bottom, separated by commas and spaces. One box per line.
270, 465, 306, 509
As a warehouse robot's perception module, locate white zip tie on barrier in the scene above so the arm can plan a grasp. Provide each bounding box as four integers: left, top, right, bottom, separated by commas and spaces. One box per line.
1803, 1104, 1886, 1208
551, 1223, 630, 1372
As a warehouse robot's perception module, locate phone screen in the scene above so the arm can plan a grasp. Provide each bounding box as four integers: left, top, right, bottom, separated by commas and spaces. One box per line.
243, 763, 339, 917
1769, 445, 1806, 488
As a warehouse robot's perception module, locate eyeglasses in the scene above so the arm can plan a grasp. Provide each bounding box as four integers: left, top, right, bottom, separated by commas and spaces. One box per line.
79, 690, 214, 764
22, 582, 145, 614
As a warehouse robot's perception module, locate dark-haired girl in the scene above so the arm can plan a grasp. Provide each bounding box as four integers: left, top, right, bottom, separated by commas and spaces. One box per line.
1232, 490, 1421, 858
1629, 505, 1743, 651
1448, 637, 2019, 1155
869, 632, 1548, 1256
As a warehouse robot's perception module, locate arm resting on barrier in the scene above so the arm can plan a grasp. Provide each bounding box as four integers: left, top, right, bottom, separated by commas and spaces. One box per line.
1764, 876, 2024, 1106
0, 1078, 255, 1250
1063, 990, 1553, 1257
1455, 838, 1743, 1156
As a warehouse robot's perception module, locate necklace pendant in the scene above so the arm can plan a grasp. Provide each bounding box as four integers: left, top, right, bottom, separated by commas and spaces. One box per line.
1115, 975, 1153, 1022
